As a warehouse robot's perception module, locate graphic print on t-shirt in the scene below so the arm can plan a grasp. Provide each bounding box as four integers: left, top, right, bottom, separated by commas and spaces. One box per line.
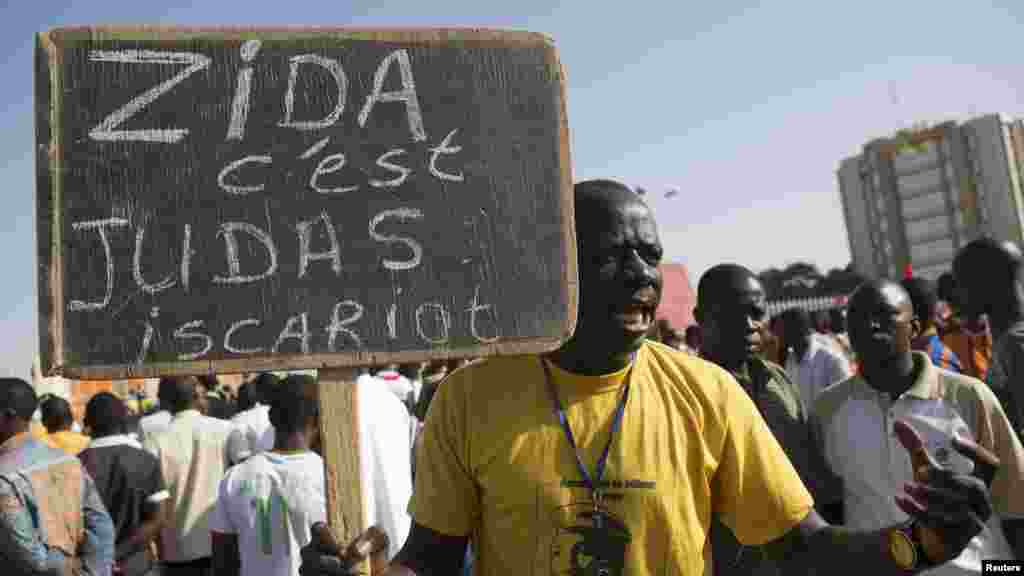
541, 478, 663, 576
550, 501, 631, 576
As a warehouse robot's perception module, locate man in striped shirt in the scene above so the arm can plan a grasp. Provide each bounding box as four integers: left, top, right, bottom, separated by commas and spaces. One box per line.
902, 277, 962, 373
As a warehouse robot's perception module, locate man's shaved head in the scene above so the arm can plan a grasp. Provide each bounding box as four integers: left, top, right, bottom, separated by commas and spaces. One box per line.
848, 279, 913, 318
574, 179, 649, 241
697, 264, 758, 309
694, 263, 766, 368
954, 237, 1024, 322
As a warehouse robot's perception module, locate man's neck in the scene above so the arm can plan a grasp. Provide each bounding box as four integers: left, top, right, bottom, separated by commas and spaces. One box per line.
549, 341, 635, 376
701, 348, 750, 376
273, 431, 310, 454
793, 334, 812, 360
862, 354, 918, 398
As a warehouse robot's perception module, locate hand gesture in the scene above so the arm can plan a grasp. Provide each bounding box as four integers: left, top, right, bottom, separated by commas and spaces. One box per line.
299, 524, 390, 576
892, 419, 1000, 564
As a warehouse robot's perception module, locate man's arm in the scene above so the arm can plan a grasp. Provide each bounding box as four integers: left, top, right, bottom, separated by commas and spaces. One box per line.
78, 472, 116, 576
301, 522, 467, 576
389, 522, 468, 576
766, 421, 999, 575
114, 499, 167, 562
0, 478, 70, 575
210, 532, 240, 576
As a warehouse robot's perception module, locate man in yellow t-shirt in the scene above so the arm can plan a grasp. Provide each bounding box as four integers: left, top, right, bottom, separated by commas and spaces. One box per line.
302, 179, 1002, 576
40, 394, 90, 455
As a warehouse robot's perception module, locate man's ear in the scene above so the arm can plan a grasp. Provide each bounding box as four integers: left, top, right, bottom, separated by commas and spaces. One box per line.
909, 316, 923, 340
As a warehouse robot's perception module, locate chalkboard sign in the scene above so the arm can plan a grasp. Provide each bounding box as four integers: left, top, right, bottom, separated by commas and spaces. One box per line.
36, 27, 575, 379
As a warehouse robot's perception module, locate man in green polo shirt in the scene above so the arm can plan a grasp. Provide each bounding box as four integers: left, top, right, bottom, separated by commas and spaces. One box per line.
695, 263, 840, 575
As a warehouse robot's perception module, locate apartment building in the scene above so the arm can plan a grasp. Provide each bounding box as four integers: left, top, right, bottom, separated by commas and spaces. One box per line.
838, 114, 1024, 280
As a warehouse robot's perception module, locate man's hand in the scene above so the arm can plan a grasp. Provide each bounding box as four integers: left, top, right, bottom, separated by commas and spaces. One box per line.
300, 524, 390, 576
892, 419, 1000, 564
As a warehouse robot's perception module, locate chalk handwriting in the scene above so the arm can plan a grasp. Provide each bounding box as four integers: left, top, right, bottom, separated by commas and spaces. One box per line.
358, 49, 426, 142
299, 137, 331, 160
309, 153, 359, 195
327, 300, 364, 351
224, 318, 263, 355
279, 54, 347, 131
226, 40, 262, 141
68, 218, 129, 312
296, 210, 342, 278
428, 129, 464, 182
175, 320, 214, 361
386, 303, 398, 340
369, 149, 411, 188
467, 284, 500, 344
415, 303, 450, 345
368, 208, 424, 271
88, 50, 211, 143
218, 156, 273, 196
274, 313, 311, 354
135, 307, 160, 364
213, 222, 279, 284
133, 225, 176, 295
181, 224, 194, 293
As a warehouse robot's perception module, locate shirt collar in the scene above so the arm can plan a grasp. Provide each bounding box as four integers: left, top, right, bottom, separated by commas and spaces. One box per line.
856, 352, 939, 400
172, 409, 202, 420
89, 434, 143, 450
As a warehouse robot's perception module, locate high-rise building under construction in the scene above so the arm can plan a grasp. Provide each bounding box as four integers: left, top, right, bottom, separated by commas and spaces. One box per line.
838, 114, 1024, 280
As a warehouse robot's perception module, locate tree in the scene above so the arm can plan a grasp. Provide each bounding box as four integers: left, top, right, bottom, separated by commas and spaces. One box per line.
758, 262, 862, 300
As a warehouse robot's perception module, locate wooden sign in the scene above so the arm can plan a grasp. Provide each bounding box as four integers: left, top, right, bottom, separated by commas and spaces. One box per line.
36, 27, 575, 380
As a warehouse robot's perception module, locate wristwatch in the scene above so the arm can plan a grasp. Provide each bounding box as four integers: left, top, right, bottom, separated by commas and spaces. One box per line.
887, 525, 918, 570
887, 522, 941, 571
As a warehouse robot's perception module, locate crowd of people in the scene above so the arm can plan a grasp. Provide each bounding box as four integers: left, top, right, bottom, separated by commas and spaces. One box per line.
1, 179, 1023, 576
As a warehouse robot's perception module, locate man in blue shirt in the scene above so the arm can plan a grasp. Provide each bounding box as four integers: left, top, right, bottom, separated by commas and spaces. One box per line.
0, 377, 115, 575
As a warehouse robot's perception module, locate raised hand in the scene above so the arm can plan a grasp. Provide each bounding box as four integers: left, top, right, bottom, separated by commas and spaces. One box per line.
892, 419, 1000, 564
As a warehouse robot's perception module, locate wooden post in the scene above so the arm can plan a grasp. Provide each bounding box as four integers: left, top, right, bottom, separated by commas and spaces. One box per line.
317, 367, 370, 575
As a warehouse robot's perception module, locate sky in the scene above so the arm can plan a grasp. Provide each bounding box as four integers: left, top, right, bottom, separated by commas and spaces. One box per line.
2, 0, 1023, 380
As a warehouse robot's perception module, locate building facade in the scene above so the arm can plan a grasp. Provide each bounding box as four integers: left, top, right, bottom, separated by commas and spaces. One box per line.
838, 114, 1024, 280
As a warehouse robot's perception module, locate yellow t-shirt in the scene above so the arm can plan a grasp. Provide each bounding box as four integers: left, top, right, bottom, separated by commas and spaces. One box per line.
44, 430, 91, 455
410, 340, 814, 575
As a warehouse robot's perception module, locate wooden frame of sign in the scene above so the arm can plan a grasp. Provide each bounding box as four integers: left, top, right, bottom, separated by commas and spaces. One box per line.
36, 26, 574, 570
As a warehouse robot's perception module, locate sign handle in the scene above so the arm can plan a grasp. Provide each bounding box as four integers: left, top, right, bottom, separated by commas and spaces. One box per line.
317, 367, 371, 575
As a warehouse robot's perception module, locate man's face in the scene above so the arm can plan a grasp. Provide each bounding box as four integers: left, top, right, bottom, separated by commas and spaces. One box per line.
701, 275, 767, 362
576, 200, 663, 356
848, 284, 917, 371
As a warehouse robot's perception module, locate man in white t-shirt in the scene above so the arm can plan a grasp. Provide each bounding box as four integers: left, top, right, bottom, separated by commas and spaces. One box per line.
211, 374, 326, 576
358, 371, 415, 560
226, 373, 279, 465
780, 307, 853, 411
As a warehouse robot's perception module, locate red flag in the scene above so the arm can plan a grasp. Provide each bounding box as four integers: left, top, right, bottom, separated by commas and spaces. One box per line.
903, 264, 913, 279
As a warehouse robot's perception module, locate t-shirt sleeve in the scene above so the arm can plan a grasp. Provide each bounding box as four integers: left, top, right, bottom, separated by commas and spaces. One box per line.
209, 475, 236, 534
968, 380, 1024, 519
406, 371, 479, 537
711, 369, 815, 546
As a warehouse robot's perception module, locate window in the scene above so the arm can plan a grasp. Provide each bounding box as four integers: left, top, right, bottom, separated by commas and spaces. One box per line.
898, 167, 943, 198
901, 191, 946, 221
910, 237, 956, 265
905, 214, 951, 244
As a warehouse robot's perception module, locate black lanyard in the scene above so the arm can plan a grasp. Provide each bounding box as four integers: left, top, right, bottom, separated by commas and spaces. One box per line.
541, 355, 634, 508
